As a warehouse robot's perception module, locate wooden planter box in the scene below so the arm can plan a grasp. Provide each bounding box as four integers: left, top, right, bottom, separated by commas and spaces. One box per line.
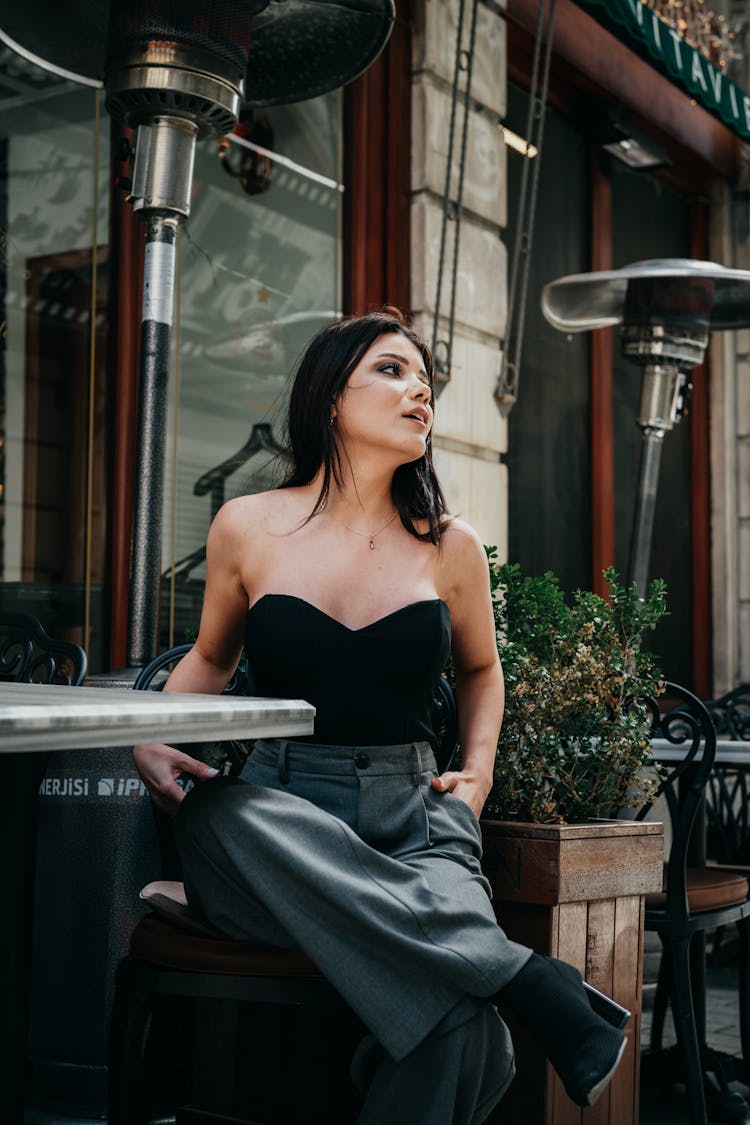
480, 819, 664, 1125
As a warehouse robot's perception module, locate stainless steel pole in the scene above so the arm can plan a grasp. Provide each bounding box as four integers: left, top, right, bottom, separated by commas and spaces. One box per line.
125, 119, 197, 667
127, 216, 178, 667
626, 429, 665, 598
625, 361, 686, 598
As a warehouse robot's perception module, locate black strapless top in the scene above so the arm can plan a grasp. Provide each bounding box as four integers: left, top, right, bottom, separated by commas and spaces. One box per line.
244, 594, 451, 745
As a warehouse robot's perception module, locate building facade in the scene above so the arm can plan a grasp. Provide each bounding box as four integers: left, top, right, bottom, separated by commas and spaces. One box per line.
1, 0, 749, 692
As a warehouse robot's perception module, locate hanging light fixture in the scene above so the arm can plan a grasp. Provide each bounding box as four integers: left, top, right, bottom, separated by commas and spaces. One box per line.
589, 108, 670, 172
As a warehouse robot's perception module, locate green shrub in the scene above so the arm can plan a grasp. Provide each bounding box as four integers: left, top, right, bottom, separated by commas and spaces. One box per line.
483, 550, 666, 824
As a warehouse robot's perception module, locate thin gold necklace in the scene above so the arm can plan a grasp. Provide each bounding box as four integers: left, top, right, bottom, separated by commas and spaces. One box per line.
340, 509, 399, 550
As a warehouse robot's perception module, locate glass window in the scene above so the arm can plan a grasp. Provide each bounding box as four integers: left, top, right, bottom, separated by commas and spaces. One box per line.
0, 44, 109, 668
610, 162, 692, 686
505, 83, 592, 593
160, 95, 342, 648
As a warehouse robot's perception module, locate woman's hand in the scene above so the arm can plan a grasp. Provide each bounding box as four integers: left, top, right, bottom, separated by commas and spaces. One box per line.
431, 769, 492, 819
133, 743, 220, 817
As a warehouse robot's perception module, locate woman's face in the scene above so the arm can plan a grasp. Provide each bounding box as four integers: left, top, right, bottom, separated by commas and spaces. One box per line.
332, 332, 433, 462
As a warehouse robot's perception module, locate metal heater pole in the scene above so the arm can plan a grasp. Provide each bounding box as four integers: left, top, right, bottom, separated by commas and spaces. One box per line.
127, 216, 178, 666
627, 429, 665, 598
625, 361, 686, 598
125, 118, 197, 667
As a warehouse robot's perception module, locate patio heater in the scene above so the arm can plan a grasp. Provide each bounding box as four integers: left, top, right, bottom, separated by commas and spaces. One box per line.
541, 258, 750, 596
1, 0, 395, 667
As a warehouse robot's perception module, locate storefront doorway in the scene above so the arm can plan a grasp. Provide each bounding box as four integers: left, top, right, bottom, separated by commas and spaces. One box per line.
505, 80, 695, 685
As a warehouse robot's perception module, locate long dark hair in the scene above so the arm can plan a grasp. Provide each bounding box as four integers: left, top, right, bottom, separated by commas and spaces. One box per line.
280, 309, 449, 544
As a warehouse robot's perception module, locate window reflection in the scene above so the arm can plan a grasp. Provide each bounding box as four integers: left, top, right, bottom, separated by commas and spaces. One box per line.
0, 44, 109, 668
161, 92, 342, 646
0, 38, 343, 663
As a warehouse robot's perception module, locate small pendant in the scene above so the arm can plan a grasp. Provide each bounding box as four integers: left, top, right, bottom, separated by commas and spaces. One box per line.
369, 539, 375, 549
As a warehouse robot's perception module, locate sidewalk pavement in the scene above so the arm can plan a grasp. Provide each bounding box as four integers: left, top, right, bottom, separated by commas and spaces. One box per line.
639, 963, 750, 1124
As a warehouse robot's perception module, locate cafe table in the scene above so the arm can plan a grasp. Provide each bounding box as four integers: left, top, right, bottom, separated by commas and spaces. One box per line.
0, 679, 315, 1122
0, 679, 315, 751
651, 737, 750, 769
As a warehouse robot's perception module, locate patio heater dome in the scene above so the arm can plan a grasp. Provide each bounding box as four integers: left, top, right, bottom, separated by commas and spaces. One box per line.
540, 258, 750, 596
0, 0, 396, 113
542, 258, 750, 333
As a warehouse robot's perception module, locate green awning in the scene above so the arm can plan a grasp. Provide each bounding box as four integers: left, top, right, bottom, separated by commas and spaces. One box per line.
577, 0, 750, 141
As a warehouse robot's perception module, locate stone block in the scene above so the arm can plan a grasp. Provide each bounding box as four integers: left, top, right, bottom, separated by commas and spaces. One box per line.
432, 332, 507, 452
432, 443, 507, 550
413, 0, 506, 118
411, 195, 507, 339
739, 439, 750, 519
412, 80, 506, 229
740, 602, 750, 683
738, 359, 750, 436
740, 521, 750, 601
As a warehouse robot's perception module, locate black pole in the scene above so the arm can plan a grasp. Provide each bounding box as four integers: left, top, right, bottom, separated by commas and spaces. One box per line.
127, 216, 178, 668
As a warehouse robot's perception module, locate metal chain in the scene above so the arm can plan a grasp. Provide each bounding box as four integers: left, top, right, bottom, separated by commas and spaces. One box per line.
495, 0, 556, 415
448, 0, 480, 365
432, 0, 478, 391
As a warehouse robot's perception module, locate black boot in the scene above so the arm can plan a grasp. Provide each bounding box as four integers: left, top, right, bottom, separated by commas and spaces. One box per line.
496, 953, 628, 1107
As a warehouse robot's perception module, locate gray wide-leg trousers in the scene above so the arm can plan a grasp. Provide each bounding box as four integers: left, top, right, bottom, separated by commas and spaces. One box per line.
174, 739, 530, 1124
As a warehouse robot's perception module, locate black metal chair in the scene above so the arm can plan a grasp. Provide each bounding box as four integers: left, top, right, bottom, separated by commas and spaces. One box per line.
637, 682, 750, 1125
0, 612, 87, 685
705, 686, 750, 742
108, 644, 459, 1124
702, 686, 750, 868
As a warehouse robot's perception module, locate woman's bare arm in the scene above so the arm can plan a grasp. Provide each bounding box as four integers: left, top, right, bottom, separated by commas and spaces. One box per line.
133, 500, 251, 814
434, 522, 503, 818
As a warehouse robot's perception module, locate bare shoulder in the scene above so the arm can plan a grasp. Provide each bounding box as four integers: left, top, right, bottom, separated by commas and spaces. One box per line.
210, 489, 304, 536
440, 518, 488, 576
207, 492, 265, 544
207, 487, 317, 568
434, 517, 491, 607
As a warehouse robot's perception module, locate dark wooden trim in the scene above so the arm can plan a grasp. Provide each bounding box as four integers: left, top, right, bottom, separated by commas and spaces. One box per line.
343, 8, 412, 314
106, 122, 143, 670
689, 202, 711, 697
506, 0, 741, 190
385, 10, 413, 308
589, 149, 615, 597
21, 268, 41, 581
22, 245, 108, 587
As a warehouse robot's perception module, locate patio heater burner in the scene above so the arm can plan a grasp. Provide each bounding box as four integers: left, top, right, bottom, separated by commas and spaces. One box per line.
542, 258, 750, 596
2, 0, 395, 666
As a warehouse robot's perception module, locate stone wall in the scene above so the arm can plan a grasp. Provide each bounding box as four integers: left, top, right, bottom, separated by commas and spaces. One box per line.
709, 174, 750, 691
410, 0, 509, 553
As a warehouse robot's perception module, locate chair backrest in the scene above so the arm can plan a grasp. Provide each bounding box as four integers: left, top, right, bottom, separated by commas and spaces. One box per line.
433, 676, 458, 773
636, 681, 716, 919
701, 685, 750, 865
134, 643, 251, 881
133, 644, 249, 774
133, 643, 250, 697
703, 685, 750, 741
0, 613, 87, 685
705, 766, 750, 865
